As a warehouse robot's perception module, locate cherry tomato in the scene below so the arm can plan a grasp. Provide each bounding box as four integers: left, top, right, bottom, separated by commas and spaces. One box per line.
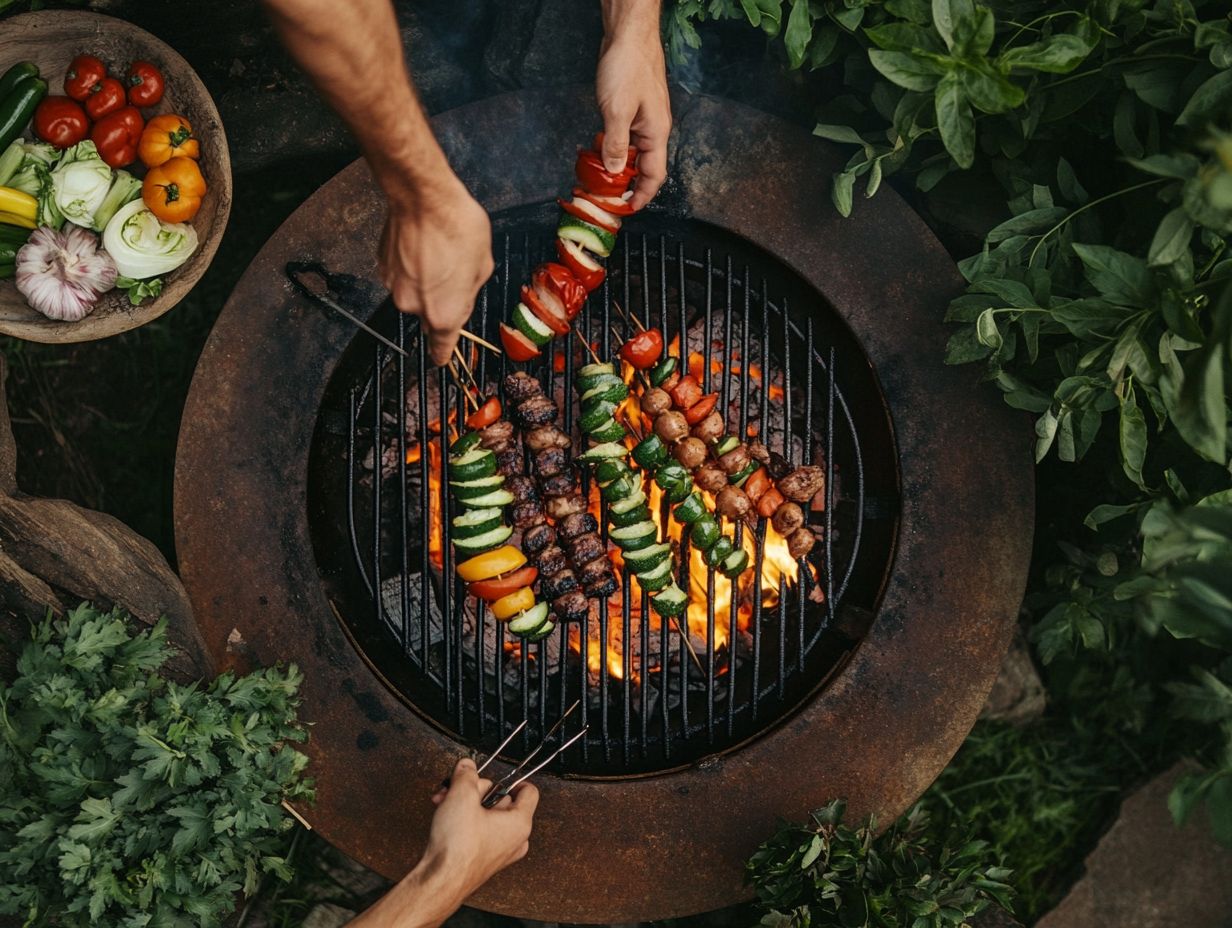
91, 105, 144, 168
533, 263, 587, 320
64, 54, 106, 102
521, 284, 570, 336
468, 566, 539, 602
465, 396, 502, 430
575, 149, 636, 197
669, 375, 703, 410
84, 77, 126, 120
555, 238, 605, 291
685, 393, 719, 426
619, 329, 665, 369
573, 186, 636, 217
592, 132, 638, 168
500, 323, 541, 362
125, 60, 165, 108
33, 96, 89, 149
557, 196, 619, 234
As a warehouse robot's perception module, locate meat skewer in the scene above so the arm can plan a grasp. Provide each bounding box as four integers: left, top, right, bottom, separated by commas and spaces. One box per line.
503, 372, 618, 620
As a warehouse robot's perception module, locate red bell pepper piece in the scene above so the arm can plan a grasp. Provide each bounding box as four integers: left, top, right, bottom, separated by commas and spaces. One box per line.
521, 284, 570, 336
685, 392, 719, 425
500, 323, 541, 362
557, 197, 619, 234
592, 132, 638, 169
619, 329, 664, 369
573, 186, 636, 217
555, 239, 605, 292
669, 375, 703, 410
465, 396, 502, 430
533, 262, 587, 320
575, 149, 636, 197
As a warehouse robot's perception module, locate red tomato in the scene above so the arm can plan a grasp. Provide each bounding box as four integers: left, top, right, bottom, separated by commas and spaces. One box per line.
555, 238, 605, 292
521, 284, 569, 336
63, 54, 106, 102
575, 149, 636, 197
90, 105, 144, 168
592, 132, 638, 168
573, 186, 636, 217
33, 96, 89, 149
685, 392, 719, 425
125, 60, 165, 108
619, 329, 664, 369
468, 565, 539, 601
500, 323, 541, 362
465, 396, 502, 430
533, 263, 586, 319
669, 375, 703, 410
84, 77, 126, 120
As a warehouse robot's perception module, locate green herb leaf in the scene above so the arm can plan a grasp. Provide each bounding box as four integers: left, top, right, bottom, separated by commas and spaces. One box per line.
784, 0, 813, 69
1177, 70, 1232, 128
936, 71, 975, 168
999, 35, 1090, 73
868, 49, 946, 91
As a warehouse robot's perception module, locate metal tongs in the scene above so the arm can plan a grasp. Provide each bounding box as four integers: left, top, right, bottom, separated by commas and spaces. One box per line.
445, 701, 587, 808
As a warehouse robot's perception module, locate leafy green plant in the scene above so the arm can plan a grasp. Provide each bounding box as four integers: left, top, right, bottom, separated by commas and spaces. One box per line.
746, 800, 1013, 927
0, 603, 312, 927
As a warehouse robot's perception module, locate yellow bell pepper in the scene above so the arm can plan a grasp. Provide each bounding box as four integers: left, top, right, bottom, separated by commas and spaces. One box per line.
0, 210, 35, 230
457, 544, 526, 582
492, 587, 535, 621
0, 187, 36, 224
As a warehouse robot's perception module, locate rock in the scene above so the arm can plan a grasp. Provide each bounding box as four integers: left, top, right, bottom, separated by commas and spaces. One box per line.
301, 903, 357, 928
1036, 760, 1232, 928
979, 628, 1046, 726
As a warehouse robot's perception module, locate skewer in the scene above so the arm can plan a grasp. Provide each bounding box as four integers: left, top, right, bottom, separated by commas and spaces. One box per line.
453, 346, 485, 398
458, 328, 501, 355
573, 327, 603, 365
611, 300, 647, 332
449, 362, 479, 412
482, 726, 590, 808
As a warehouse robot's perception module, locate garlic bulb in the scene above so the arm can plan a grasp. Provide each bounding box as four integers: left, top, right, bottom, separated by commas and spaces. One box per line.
15, 225, 117, 322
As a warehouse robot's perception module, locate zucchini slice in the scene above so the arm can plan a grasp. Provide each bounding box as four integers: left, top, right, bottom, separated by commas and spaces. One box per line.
558, 215, 617, 257
649, 357, 678, 387
634, 556, 675, 592
578, 362, 618, 391
600, 473, 638, 503
522, 618, 556, 642
689, 516, 720, 551
451, 507, 503, 539
581, 378, 629, 405
608, 502, 651, 527
721, 548, 751, 578
705, 536, 736, 568
452, 524, 513, 555
511, 302, 555, 346
578, 441, 628, 463
632, 434, 668, 470
449, 431, 483, 455
625, 542, 672, 574
610, 520, 658, 551
448, 447, 496, 482
451, 474, 505, 499
673, 492, 706, 524
595, 458, 631, 485
610, 487, 648, 514
589, 417, 627, 443
508, 602, 550, 634
579, 399, 617, 434
715, 435, 740, 457
458, 488, 515, 509
650, 582, 688, 618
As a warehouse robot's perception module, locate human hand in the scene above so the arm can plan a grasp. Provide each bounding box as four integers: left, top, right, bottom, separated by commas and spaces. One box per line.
422, 757, 539, 905
378, 178, 494, 367
595, 4, 672, 210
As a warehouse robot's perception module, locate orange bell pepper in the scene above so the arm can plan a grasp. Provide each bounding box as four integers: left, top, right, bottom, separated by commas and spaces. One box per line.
142, 156, 207, 223
139, 114, 200, 167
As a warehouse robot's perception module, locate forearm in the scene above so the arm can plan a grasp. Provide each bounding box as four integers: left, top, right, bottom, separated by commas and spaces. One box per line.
345, 852, 464, 928
600, 0, 662, 41
260, 0, 455, 210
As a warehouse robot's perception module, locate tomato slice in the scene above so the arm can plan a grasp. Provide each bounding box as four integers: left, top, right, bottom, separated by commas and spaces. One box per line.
465, 396, 502, 430
521, 284, 570, 336
469, 566, 539, 602
500, 323, 542, 362
684, 392, 719, 425
555, 238, 605, 291
573, 186, 636, 217
619, 329, 664, 369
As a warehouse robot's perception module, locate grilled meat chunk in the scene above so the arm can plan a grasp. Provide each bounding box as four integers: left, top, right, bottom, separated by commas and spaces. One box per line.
584, 568, 619, 598
534, 544, 569, 576
716, 486, 752, 520
510, 502, 546, 530
506, 475, 539, 503
522, 522, 556, 555
565, 532, 606, 566
654, 410, 689, 443
641, 387, 672, 416
788, 526, 816, 559
717, 444, 751, 476
779, 466, 825, 503
767, 451, 792, 480
692, 410, 725, 444
540, 568, 580, 600
478, 420, 514, 448
533, 447, 569, 479
503, 372, 543, 403
674, 437, 708, 470
558, 511, 599, 540
526, 425, 571, 451
771, 501, 806, 537
494, 447, 523, 476
546, 494, 587, 519
540, 472, 578, 498
749, 441, 772, 468
515, 395, 557, 428
551, 589, 590, 623
695, 466, 727, 494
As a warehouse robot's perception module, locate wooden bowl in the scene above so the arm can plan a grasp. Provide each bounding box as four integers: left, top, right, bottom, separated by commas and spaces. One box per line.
0, 11, 232, 343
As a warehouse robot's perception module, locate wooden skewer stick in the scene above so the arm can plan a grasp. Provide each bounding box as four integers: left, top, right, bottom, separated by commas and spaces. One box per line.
458, 328, 501, 355
453, 346, 485, 398
610, 300, 647, 332
449, 362, 479, 412
573, 327, 604, 365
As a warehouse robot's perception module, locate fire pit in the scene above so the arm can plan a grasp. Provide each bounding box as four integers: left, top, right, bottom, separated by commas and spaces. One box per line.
175, 86, 1032, 922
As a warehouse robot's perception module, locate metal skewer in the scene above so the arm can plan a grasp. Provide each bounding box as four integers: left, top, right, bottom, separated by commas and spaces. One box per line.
285, 262, 412, 360
439, 718, 528, 789
481, 700, 580, 804
482, 726, 590, 808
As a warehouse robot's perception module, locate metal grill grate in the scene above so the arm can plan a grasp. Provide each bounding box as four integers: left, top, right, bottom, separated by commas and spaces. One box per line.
313, 213, 898, 775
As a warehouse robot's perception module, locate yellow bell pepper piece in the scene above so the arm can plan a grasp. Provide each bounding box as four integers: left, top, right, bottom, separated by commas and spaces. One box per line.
0, 187, 37, 223
492, 587, 535, 621
0, 210, 35, 230
457, 544, 526, 582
